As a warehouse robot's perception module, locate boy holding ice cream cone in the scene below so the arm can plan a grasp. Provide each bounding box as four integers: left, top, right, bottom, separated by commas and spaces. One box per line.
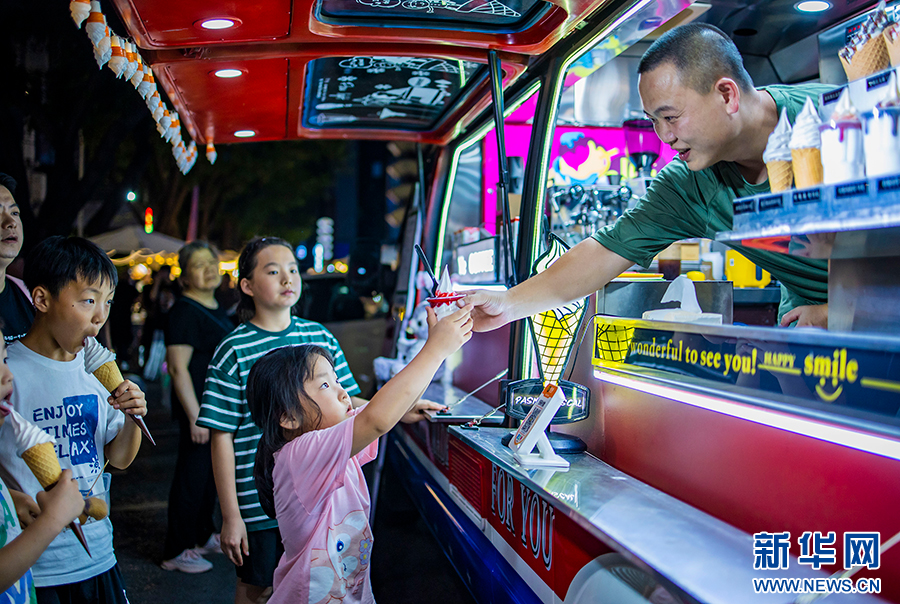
0, 236, 146, 604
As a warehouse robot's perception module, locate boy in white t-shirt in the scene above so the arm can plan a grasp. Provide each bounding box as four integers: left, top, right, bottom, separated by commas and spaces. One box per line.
0, 236, 147, 604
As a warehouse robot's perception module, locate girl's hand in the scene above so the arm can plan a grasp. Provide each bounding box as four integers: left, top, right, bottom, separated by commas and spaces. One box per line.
425, 303, 473, 359
108, 380, 148, 417
221, 516, 249, 566
401, 400, 448, 423
34, 470, 84, 530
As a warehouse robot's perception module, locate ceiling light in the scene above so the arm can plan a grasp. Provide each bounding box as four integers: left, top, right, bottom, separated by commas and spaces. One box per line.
200, 18, 237, 30
234, 130, 256, 138
214, 69, 243, 78
795, 0, 831, 12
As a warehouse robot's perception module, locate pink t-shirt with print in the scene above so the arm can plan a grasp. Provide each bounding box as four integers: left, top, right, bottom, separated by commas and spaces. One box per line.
269, 407, 379, 604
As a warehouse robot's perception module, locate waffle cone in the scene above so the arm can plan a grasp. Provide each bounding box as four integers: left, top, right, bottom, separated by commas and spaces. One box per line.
884, 30, 900, 67
78, 497, 109, 524
791, 148, 824, 189
766, 160, 793, 193
841, 36, 890, 81
93, 361, 123, 392
22, 442, 61, 489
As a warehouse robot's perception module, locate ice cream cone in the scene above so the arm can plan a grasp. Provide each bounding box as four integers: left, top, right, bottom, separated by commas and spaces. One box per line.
841, 35, 890, 81
93, 361, 123, 392
21, 442, 91, 557
885, 27, 900, 67
22, 442, 61, 489
766, 160, 793, 193
78, 497, 109, 525
791, 148, 824, 189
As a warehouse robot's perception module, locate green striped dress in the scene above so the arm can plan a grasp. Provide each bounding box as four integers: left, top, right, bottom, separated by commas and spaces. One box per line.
197, 317, 361, 531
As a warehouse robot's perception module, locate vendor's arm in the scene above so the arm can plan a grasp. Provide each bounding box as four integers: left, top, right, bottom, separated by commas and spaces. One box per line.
469, 238, 633, 332
780, 303, 828, 328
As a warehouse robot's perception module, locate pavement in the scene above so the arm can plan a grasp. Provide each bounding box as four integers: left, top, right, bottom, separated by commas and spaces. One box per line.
109, 380, 476, 604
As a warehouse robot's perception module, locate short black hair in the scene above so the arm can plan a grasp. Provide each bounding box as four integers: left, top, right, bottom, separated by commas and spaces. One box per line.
638, 23, 754, 94
0, 173, 16, 196
24, 236, 118, 297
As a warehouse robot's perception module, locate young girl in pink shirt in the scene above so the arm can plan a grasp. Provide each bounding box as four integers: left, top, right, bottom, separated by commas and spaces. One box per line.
248, 303, 472, 604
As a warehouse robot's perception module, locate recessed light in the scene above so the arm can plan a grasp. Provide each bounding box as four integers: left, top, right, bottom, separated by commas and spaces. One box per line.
234, 130, 256, 138
795, 0, 831, 13
200, 18, 237, 30
214, 69, 243, 78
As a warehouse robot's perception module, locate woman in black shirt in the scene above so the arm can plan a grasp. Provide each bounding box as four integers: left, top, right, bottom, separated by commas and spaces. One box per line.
162, 241, 234, 573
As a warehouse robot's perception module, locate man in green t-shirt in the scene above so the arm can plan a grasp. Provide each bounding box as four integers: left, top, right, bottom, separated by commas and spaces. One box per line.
470, 23, 830, 331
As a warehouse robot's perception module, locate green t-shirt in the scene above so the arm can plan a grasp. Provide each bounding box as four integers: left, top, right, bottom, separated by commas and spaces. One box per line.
593, 83, 831, 319
197, 317, 362, 531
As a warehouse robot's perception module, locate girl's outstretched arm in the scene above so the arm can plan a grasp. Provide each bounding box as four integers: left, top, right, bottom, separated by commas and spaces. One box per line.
351, 304, 472, 457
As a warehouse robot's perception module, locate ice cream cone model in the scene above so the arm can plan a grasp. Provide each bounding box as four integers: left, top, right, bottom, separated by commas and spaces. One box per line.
7, 409, 91, 556
839, 0, 892, 80
820, 88, 865, 184
426, 268, 465, 320
84, 2, 105, 46
137, 69, 155, 100
130, 61, 145, 89
529, 235, 586, 385
884, 24, 900, 66
862, 71, 900, 177
206, 142, 217, 165
764, 108, 794, 192
789, 97, 824, 189
83, 337, 156, 446
70, 0, 91, 28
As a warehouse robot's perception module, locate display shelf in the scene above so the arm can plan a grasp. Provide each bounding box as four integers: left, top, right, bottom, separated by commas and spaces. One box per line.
716, 173, 900, 259
818, 66, 900, 120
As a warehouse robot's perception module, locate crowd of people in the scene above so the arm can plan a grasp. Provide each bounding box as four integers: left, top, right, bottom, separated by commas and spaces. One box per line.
0, 172, 474, 604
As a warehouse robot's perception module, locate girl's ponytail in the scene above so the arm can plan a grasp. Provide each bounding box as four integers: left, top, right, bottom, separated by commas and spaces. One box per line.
247, 344, 331, 518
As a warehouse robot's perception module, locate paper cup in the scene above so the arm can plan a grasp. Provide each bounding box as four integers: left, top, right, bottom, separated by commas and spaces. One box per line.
426, 294, 466, 320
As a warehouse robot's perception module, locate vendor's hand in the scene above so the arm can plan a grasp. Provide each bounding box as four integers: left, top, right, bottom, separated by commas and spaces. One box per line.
108, 380, 148, 417
221, 516, 249, 567
190, 421, 210, 445
401, 400, 448, 423
34, 470, 84, 531
9, 488, 40, 528
466, 290, 513, 332
425, 304, 473, 359
780, 304, 828, 329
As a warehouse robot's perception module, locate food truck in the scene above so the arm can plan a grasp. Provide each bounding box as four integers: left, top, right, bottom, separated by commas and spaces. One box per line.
103, 0, 900, 601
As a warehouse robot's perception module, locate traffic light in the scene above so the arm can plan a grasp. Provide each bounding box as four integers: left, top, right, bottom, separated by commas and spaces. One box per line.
144, 207, 153, 234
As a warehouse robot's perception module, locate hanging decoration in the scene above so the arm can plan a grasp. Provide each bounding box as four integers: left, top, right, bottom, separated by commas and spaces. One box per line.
71, 1, 200, 175
206, 142, 217, 165
70, 0, 91, 28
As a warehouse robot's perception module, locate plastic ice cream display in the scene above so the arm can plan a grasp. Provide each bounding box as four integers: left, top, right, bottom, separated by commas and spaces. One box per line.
764, 108, 794, 192
862, 71, 900, 177
820, 88, 865, 184
83, 337, 156, 446
426, 268, 465, 320
789, 97, 824, 189
839, 1, 893, 80
529, 235, 586, 386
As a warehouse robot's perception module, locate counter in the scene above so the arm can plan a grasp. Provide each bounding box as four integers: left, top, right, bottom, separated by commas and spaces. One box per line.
445, 426, 882, 604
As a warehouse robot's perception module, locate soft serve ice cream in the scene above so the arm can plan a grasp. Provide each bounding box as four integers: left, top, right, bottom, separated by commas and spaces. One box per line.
6, 407, 55, 457
426, 267, 465, 320
820, 88, 865, 184
862, 71, 900, 177
764, 108, 794, 192
789, 97, 824, 189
